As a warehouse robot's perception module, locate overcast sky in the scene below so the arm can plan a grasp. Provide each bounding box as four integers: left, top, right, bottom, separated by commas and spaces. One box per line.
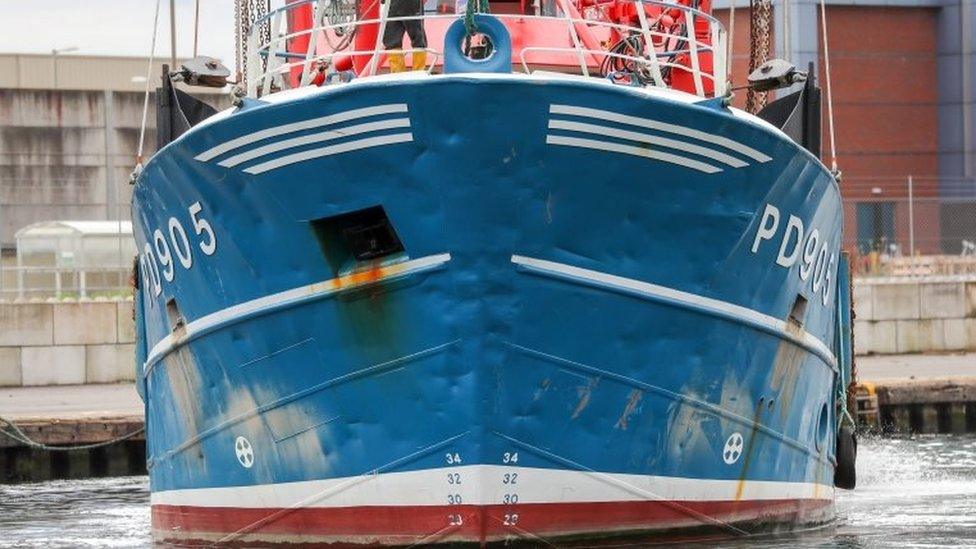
0, 0, 238, 70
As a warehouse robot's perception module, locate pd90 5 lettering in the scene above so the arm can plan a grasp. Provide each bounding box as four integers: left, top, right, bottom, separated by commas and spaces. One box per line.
140, 201, 217, 299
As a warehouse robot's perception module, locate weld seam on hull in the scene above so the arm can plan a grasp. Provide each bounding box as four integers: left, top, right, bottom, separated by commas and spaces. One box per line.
494, 363, 830, 467
194, 103, 409, 161
272, 415, 341, 444
150, 340, 461, 467
510, 254, 838, 372
238, 337, 315, 369
547, 119, 748, 168
546, 135, 722, 173
143, 253, 451, 374
549, 104, 772, 162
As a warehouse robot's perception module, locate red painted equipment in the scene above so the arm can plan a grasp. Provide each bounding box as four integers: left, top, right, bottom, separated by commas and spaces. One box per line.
285, 0, 314, 87
282, 0, 715, 94
667, 0, 714, 95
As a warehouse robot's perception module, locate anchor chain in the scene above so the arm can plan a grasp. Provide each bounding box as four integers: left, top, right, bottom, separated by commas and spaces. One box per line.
746, 0, 772, 113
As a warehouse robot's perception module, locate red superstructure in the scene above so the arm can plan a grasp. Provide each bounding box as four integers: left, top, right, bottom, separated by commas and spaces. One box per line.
282, 0, 717, 95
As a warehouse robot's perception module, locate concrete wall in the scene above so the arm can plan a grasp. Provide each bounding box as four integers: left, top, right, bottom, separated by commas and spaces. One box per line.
0, 299, 135, 386
0, 87, 232, 249
0, 279, 969, 384
0, 54, 217, 93
854, 279, 976, 354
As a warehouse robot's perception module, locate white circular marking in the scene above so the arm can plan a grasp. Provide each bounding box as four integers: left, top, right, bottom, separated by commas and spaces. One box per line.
235, 436, 254, 468
723, 432, 744, 465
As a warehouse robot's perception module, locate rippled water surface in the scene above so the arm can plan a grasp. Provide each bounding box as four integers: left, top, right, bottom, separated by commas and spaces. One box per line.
1, 435, 974, 548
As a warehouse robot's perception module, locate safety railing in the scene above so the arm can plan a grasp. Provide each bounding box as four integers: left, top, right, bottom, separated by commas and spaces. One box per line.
245, 0, 727, 98
844, 176, 976, 278
0, 266, 133, 301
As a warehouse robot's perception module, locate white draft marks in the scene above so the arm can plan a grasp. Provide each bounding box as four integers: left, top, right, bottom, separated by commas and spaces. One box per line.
751, 203, 836, 306
235, 436, 255, 468
723, 432, 744, 465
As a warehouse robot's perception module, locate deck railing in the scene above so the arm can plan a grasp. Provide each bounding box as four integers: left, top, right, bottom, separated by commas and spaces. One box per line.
245, 0, 727, 98
0, 266, 132, 301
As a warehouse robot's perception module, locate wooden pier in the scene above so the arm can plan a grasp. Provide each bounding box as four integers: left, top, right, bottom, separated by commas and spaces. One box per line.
1, 354, 973, 483
0, 384, 145, 482
855, 353, 976, 434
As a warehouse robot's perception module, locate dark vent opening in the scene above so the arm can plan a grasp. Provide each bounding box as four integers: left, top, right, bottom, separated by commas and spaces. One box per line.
788, 294, 808, 327
166, 298, 185, 332
311, 206, 405, 273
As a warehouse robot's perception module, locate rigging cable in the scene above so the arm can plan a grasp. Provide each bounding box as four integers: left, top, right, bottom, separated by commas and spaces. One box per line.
131, 0, 163, 182
727, 1, 734, 85
819, 0, 839, 175
193, 0, 201, 57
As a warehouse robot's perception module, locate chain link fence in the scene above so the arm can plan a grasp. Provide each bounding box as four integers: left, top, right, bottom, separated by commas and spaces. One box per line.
844, 177, 976, 278
1, 191, 134, 302
0, 86, 227, 302
3, 174, 974, 296
0, 228, 134, 303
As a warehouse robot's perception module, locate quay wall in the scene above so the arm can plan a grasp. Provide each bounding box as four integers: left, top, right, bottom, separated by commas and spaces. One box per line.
0, 299, 134, 387
0, 280, 972, 386
854, 279, 976, 355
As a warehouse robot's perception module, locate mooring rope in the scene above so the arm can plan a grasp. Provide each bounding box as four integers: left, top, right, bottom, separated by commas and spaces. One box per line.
193, 0, 201, 58
819, 0, 839, 176
0, 415, 145, 452
131, 0, 163, 183
727, 1, 735, 85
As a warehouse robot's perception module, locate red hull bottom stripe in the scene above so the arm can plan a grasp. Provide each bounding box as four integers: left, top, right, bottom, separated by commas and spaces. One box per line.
153, 498, 833, 545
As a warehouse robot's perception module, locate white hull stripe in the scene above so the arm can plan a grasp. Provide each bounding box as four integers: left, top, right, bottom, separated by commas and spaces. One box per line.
195, 104, 409, 162
151, 465, 834, 508
550, 105, 772, 163
546, 135, 721, 174
548, 119, 748, 168
144, 253, 451, 373
243, 133, 414, 174
218, 118, 412, 167
511, 255, 838, 370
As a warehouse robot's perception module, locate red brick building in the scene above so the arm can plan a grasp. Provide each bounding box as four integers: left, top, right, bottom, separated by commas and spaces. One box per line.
714, 1, 974, 259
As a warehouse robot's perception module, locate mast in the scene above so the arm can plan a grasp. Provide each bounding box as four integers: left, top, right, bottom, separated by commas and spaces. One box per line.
169, 0, 178, 68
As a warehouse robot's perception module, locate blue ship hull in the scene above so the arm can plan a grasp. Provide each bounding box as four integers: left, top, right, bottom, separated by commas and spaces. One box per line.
132, 73, 844, 545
